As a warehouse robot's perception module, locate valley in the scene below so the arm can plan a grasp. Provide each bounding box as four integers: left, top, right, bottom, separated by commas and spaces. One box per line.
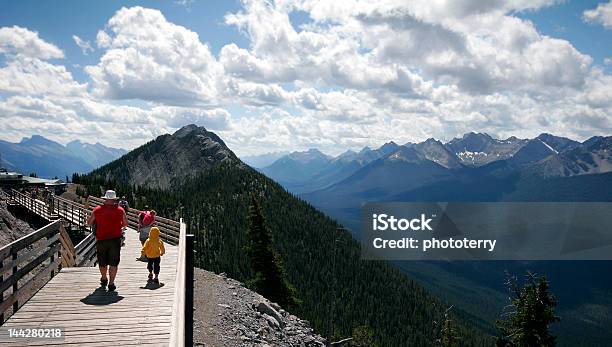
258, 131, 612, 346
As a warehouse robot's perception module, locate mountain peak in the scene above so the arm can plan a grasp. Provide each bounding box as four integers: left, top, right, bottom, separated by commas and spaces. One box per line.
413, 139, 462, 169
174, 124, 207, 138
463, 132, 493, 139
535, 133, 580, 153
86, 127, 237, 189
423, 138, 443, 145
337, 149, 358, 158
377, 142, 400, 156
340, 149, 357, 155
536, 132, 554, 139
20, 135, 61, 147
445, 132, 527, 166
583, 136, 604, 147
286, 148, 330, 162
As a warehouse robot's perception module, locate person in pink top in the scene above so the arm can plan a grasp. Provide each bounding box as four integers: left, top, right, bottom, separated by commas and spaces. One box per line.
137, 208, 156, 261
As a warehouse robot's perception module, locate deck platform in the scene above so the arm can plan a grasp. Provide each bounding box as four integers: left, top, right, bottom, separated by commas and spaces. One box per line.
1, 228, 178, 346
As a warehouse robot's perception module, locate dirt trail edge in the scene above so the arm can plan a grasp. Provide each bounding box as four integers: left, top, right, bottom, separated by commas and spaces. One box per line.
194, 268, 326, 347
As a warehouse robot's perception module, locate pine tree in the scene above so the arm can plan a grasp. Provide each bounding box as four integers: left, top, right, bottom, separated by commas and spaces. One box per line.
434, 306, 460, 347
245, 194, 299, 308
496, 272, 560, 347
440, 317, 460, 347
350, 325, 377, 347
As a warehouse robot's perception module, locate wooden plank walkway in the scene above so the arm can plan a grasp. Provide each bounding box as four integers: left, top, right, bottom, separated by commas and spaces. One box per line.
1, 227, 178, 346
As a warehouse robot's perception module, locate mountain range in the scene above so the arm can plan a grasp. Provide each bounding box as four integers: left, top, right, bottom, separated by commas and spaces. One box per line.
259, 142, 401, 193
74, 125, 612, 345
260, 132, 612, 197
0, 135, 126, 179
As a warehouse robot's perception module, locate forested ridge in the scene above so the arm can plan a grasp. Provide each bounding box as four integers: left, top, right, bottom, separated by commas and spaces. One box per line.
75, 160, 491, 346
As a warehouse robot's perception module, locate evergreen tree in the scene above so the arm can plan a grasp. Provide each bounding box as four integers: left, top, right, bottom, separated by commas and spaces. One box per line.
440, 317, 460, 347
350, 325, 378, 347
434, 306, 460, 347
245, 194, 299, 308
496, 272, 560, 347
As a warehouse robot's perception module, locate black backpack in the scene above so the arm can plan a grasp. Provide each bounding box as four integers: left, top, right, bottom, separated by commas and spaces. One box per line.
119, 200, 129, 211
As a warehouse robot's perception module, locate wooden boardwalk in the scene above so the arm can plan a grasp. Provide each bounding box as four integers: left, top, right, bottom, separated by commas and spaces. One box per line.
1, 228, 179, 346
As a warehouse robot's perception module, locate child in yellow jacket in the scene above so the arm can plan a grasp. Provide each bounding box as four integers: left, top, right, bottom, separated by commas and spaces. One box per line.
141, 227, 165, 284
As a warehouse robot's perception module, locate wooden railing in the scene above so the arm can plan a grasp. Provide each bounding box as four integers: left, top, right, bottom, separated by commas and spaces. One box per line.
10, 189, 180, 245
53, 195, 90, 227
0, 220, 76, 323
74, 232, 97, 267
169, 218, 194, 347
88, 196, 180, 245
9, 189, 54, 220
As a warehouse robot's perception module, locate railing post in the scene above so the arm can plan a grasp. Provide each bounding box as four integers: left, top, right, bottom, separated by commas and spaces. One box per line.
11, 250, 18, 314
185, 234, 194, 347
0, 256, 3, 323
49, 231, 55, 278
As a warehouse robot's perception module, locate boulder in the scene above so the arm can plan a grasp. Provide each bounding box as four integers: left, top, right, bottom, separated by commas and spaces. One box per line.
256, 301, 285, 327
263, 313, 280, 329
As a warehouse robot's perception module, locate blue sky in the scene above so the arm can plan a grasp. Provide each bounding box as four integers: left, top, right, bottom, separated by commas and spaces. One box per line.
518, 0, 611, 69
0, 1, 247, 82
1, 1, 609, 65
0, 0, 611, 155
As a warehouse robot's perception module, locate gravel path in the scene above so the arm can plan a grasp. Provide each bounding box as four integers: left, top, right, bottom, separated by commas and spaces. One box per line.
193, 269, 326, 347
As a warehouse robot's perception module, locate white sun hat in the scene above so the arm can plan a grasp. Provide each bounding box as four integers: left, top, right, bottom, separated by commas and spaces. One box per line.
102, 190, 118, 200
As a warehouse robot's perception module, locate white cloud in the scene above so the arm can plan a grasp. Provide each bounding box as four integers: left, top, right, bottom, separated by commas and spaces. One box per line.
0, 93, 230, 149
72, 35, 94, 55
174, 0, 195, 10
0, 26, 64, 59
1, 3, 611, 156
214, 0, 608, 155
222, 0, 591, 96
86, 6, 224, 105
153, 106, 230, 129
0, 57, 86, 96
583, 1, 612, 29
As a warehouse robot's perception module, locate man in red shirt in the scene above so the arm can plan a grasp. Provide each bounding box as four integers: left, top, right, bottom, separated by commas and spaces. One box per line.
87, 190, 128, 292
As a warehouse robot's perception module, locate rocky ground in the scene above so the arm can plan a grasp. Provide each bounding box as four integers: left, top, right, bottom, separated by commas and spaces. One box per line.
60, 183, 81, 202
194, 268, 327, 347
0, 197, 36, 247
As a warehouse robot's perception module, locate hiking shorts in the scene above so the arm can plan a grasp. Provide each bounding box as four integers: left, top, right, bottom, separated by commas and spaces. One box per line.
140, 226, 152, 243
96, 237, 122, 267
